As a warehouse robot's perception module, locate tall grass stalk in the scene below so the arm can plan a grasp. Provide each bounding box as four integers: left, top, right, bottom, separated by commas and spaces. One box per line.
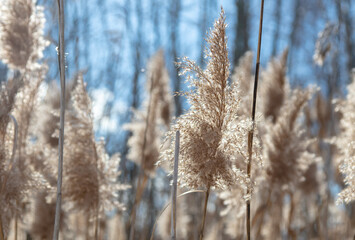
14, 202, 18, 240
246, 0, 264, 239
129, 72, 158, 240
129, 174, 148, 240
199, 186, 210, 240
53, 0, 66, 239
171, 131, 180, 240
10, 114, 18, 240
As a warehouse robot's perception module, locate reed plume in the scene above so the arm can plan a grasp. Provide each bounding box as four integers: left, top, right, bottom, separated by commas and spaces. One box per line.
126, 50, 172, 239
264, 89, 317, 189
0, 78, 21, 237
231, 51, 253, 117
313, 23, 338, 66
160, 8, 262, 240
332, 72, 355, 204
0, 78, 21, 140
0, 0, 48, 72
260, 49, 289, 122
29, 191, 59, 240
160, 8, 257, 191
125, 49, 172, 176
63, 75, 128, 215
0, 0, 49, 237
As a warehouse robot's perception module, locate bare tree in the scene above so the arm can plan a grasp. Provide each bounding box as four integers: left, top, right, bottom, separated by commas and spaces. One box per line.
169, 0, 182, 116
272, 0, 282, 56
233, 0, 250, 67
335, 0, 354, 83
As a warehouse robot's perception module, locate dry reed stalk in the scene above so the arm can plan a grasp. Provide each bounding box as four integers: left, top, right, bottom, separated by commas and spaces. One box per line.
94, 200, 99, 240
332, 72, 355, 204
287, 193, 296, 239
93, 138, 100, 240
125, 50, 172, 178
150, 190, 206, 240
129, 174, 149, 240
254, 187, 272, 239
53, 0, 66, 239
199, 187, 210, 240
246, 0, 264, 239
171, 131, 180, 240
14, 204, 17, 240
129, 67, 160, 240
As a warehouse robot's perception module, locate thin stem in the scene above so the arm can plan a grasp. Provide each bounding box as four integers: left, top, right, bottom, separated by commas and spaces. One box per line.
53, 0, 66, 239
255, 188, 272, 239
171, 131, 180, 240
246, 0, 264, 239
150, 190, 206, 240
129, 174, 149, 240
92, 131, 101, 240
85, 216, 90, 240
199, 186, 210, 240
9, 115, 18, 167
287, 193, 296, 240
14, 210, 17, 240
94, 206, 99, 240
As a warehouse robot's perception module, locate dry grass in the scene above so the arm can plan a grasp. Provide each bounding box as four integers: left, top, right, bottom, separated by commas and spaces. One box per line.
0, 1, 353, 240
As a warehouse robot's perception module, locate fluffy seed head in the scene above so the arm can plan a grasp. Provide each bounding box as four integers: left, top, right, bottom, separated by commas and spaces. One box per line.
0, 0, 49, 71
332, 72, 355, 204
160, 8, 260, 191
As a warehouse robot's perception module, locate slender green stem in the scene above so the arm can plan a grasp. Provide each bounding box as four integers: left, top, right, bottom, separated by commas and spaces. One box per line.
247, 0, 265, 239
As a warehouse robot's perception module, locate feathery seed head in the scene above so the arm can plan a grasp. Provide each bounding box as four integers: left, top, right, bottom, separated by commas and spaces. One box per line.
332, 72, 355, 204
63, 75, 128, 215
264, 88, 317, 190
0, 0, 49, 71
313, 22, 338, 66
125, 50, 172, 176
160, 8, 259, 191
260, 49, 289, 122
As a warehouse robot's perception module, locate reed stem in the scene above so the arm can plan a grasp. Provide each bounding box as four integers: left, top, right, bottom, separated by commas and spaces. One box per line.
246, 0, 264, 239
171, 131, 180, 240
53, 0, 66, 239
14, 211, 17, 240
94, 206, 99, 240
199, 186, 210, 240
129, 72, 157, 240
129, 174, 148, 240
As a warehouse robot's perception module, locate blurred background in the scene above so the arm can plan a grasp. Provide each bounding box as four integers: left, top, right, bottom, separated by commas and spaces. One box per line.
1, 0, 349, 152
0, 0, 354, 239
